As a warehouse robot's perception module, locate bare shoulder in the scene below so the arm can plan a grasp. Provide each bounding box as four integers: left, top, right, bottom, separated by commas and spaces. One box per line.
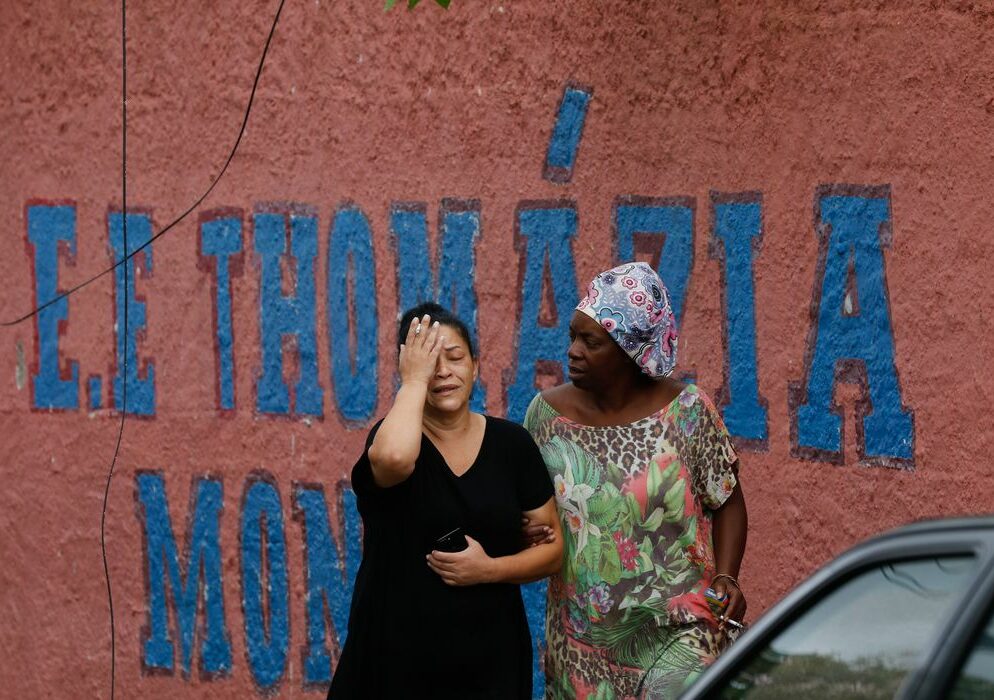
541, 382, 579, 414
654, 376, 687, 407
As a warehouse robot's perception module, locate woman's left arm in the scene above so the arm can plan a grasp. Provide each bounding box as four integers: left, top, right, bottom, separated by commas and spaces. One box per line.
427, 497, 563, 586
712, 477, 748, 627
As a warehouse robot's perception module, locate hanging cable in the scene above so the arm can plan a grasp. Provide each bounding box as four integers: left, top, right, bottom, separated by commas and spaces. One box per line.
94, 2, 287, 696
1, 0, 287, 329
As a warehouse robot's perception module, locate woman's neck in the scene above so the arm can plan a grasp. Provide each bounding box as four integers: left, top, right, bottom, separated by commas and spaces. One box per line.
585, 371, 659, 415
422, 406, 475, 441
590, 372, 656, 404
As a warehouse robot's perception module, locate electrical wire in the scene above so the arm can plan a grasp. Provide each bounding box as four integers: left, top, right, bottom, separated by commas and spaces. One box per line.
98, 1, 128, 696
91, 2, 288, 696
1, 0, 287, 329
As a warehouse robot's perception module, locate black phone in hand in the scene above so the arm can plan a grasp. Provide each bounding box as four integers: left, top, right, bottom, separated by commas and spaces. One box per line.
434, 527, 468, 553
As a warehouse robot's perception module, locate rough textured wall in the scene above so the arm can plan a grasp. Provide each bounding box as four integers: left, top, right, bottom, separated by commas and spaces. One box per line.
2, 0, 993, 697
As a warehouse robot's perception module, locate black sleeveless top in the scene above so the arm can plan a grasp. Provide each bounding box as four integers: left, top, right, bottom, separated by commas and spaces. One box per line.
328, 415, 554, 699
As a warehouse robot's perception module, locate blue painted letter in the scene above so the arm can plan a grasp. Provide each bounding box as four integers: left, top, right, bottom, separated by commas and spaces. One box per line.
241, 477, 290, 690
711, 194, 768, 445
110, 212, 155, 415
327, 206, 378, 422
200, 213, 243, 412
544, 84, 592, 184
254, 209, 323, 417
790, 188, 914, 466
27, 204, 79, 410
507, 203, 579, 423
293, 485, 362, 685
87, 375, 102, 411
135, 472, 232, 676
614, 197, 695, 324
390, 204, 434, 312
390, 200, 486, 410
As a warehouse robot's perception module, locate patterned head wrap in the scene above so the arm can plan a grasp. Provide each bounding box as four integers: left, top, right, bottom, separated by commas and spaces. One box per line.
576, 262, 678, 378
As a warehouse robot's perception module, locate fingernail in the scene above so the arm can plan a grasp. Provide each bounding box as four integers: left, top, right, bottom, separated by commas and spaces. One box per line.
433, 321, 439, 327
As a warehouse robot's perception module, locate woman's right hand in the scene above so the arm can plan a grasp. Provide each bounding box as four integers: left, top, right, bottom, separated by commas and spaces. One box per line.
399, 314, 443, 386
521, 515, 556, 547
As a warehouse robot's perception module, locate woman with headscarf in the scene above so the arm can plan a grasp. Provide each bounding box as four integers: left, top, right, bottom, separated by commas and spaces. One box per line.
523, 262, 748, 699
329, 302, 563, 699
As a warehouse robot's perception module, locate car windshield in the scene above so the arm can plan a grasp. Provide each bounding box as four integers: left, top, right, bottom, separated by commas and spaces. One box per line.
719, 555, 977, 699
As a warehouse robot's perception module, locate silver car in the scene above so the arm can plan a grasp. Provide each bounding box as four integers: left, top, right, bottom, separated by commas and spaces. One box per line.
681, 516, 994, 699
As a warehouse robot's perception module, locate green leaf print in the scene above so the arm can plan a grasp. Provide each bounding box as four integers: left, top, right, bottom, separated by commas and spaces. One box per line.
587, 606, 662, 668
592, 680, 618, 700
638, 550, 654, 572
553, 671, 577, 700
624, 492, 642, 524
663, 458, 682, 480
586, 495, 612, 519
662, 477, 686, 523
664, 534, 689, 561
643, 507, 665, 531
578, 567, 602, 590
639, 588, 670, 617
562, 534, 579, 581
600, 537, 623, 585
587, 482, 622, 524
646, 456, 683, 514
646, 459, 664, 499
581, 534, 602, 570
544, 436, 600, 489
682, 515, 697, 547
601, 480, 622, 500
604, 459, 628, 486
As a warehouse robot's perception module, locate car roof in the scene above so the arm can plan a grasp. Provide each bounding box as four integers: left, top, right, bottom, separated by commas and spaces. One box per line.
864, 515, 994, 545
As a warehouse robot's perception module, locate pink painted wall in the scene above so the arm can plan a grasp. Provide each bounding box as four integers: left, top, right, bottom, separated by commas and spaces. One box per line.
2, 0, 993, 696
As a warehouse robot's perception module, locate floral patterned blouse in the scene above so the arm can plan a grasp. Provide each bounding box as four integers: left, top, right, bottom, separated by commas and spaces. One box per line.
523, 384, 739, 698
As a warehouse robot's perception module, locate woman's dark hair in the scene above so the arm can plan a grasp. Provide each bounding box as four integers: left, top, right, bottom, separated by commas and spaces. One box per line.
398, 302, 476, 358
